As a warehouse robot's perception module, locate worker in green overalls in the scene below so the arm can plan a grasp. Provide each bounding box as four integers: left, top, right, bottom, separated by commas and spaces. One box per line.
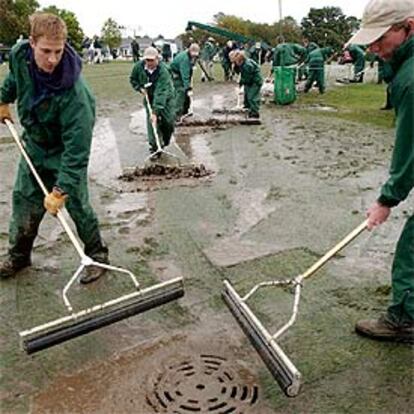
130, 46, 176, 155
170, 43, 200, 120
230, 50, 263, 119
348, 0, 414, 343
0, 13, 108, 283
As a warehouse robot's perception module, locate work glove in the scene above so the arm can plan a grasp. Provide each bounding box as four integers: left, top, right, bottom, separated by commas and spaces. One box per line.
186, 89, 193, 97
44, 187, 68, 215
0, 103, 13, 123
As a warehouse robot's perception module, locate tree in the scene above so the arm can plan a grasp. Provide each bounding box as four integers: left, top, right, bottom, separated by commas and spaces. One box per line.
0, 0, 39, 46
180, 14, 302, 48
101, 18, 122, 50
42, 5, 84, 52
301, 7, 360, 50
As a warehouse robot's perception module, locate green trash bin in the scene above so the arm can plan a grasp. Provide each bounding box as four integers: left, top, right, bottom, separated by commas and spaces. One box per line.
274, 66, 296, 105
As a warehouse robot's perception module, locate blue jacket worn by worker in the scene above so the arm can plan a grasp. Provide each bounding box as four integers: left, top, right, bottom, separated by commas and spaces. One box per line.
169, 50, 194, 119
239, 57, 263, 117
130, 60, 176, 152
376, 35, 414, 325
304, 47, 333, 94
0, 40, 108, 267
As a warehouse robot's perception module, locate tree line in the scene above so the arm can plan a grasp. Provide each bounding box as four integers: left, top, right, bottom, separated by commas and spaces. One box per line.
0, 1, 360, 53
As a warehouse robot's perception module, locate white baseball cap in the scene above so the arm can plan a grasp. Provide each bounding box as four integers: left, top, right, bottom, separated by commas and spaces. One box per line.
348, 0, 414, 45
143, 47, 159, 60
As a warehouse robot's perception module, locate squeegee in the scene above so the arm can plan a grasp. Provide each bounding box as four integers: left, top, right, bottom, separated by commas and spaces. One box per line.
223, 220, 368, 397
5, 120, 184, 354
142, 89, 181, 164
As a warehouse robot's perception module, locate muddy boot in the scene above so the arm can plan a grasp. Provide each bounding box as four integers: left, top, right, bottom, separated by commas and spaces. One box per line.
355, 315, 414, 343
0, 257, 31, 279
80, 245, 109, 284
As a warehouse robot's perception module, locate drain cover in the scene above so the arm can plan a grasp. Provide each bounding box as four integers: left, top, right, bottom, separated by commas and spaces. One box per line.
146, 354, 259, 413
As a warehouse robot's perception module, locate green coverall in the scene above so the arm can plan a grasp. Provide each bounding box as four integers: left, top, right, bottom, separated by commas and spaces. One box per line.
376, 36, 414, 325
288, 43, 307, 81
200, 41, 216, 80
298, 42, 318, 80
347, 44, 366, 82
130, 60, 176, 152
169, 50, 194, 119
239, 58, 263, 117
272, 43, 298, 69
0, 41, 107, 266
304, 47, 333, 94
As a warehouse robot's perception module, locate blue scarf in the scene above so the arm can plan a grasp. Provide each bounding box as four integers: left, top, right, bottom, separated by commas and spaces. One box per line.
28, 43, 82, 108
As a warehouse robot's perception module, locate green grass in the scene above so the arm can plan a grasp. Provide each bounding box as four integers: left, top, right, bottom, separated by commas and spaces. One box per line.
0, 61, 395, 129
296, 83, 395, 129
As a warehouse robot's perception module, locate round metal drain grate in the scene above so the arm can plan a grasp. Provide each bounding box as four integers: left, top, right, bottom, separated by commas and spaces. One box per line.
146, 354, 259, 413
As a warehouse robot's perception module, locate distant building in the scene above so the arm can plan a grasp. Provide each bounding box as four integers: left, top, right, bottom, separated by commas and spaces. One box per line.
117, 35, 182, 60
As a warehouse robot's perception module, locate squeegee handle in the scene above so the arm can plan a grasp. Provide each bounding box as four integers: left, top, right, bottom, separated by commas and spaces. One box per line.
301, 220, 368, 280
5, 119, 86, 259
142, 90, 163, 152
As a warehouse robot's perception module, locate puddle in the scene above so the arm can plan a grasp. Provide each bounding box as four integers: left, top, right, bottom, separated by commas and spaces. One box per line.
305, 104, 338, 112
89, 117, 123, 187
205, 188, 278, 267
190, 134, 218, 171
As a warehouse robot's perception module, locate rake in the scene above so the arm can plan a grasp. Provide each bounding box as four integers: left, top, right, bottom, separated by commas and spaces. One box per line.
5, 119, 184, 354
223, 220, 368, 397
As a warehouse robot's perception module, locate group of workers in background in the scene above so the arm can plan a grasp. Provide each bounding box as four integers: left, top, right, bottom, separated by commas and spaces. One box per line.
128, 30, 394, 158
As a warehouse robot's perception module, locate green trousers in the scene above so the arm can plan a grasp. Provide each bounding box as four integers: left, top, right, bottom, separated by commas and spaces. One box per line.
305, 67, 325, 93
298, 65, 308, 81
387, 214, 414, 324
144, 99, 175, 152
8, 158, 107, 264
173, 79, 190, 120
244, 83, 262, 116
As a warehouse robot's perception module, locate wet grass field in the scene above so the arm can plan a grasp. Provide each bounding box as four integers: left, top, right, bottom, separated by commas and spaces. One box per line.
0, 60, 413, 413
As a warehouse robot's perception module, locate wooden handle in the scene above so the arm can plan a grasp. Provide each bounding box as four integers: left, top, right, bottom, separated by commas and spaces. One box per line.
302, 220, 368, 280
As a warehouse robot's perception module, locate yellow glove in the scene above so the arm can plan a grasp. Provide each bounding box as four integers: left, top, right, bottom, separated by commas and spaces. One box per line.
0, 103, 13, 123
44, 187, 68, 215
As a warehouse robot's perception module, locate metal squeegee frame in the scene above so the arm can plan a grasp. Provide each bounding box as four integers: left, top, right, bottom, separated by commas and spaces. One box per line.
223, 219, 368, 396
5, 120, 184, 352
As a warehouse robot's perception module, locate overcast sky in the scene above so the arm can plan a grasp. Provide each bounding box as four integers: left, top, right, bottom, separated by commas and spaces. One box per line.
38, 0, 366, 38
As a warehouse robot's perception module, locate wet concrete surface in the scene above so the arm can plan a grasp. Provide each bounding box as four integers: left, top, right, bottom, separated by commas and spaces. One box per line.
0, 73, 413, 413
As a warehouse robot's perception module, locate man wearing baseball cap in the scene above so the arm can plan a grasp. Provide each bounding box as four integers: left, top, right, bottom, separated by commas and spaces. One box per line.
130, 47, 175, 154
348, 0, 414, 343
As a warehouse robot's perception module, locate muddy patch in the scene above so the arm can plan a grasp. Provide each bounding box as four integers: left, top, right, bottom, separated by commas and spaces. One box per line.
177, 116, 261, 127
118, 163, 214, 192
31, 332, 269, 414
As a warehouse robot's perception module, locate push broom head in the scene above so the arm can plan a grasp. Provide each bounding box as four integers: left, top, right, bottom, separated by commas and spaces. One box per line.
223, 280, 302, 397
20, 277, 184, 354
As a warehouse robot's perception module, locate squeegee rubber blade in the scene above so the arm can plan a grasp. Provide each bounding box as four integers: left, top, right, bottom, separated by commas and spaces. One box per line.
23, 280, 184, 354
222, 284, 301, 397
